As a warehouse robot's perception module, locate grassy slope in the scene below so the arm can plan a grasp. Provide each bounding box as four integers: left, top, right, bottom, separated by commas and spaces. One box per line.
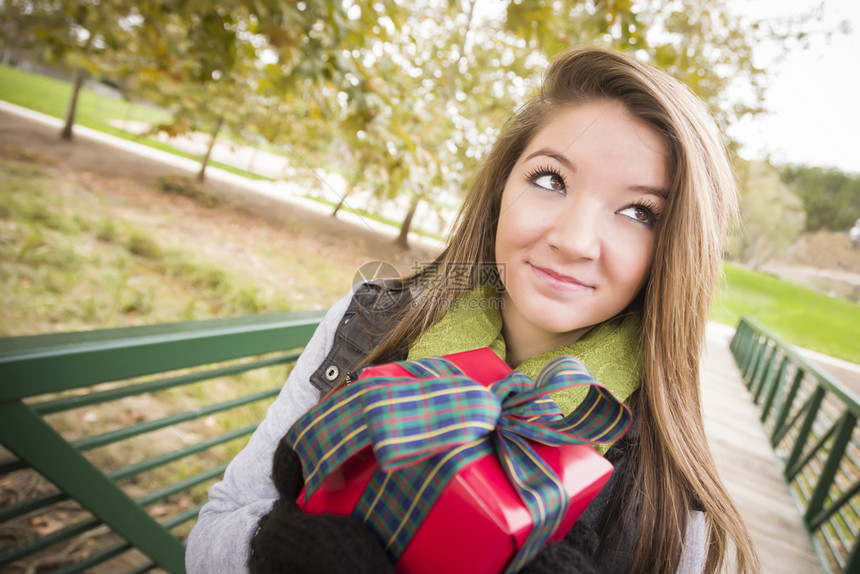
713, 262, 860, 363
0, 65, 170, 133
1, 65, 857, 364
0, 160, 272, 336
0, 151, 356, 336
0, 65, 270, 180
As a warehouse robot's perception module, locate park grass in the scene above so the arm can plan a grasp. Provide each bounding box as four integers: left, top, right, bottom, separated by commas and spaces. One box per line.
0, 64, 271, 181
0, 150, 325, 556
1, 65, 458, 240
0, 64, 170, 134
2, 66, 858, 364
713, 262, 860, 364
0, 154, 296, 336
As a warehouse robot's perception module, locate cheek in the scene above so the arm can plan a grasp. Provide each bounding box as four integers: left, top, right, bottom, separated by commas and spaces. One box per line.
496, 192, 547, 256
495, 210, 539, 266
608, 238, 656, 291
495, 195, 519, 261
494, 214, 512, 269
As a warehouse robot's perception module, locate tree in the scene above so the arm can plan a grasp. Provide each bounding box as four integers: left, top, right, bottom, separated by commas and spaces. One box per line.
0, 0, 41, 65
501, 0, 803, 131
320, 0, 816, 247
729, 160, 806, 266
13, 0, 823, 245
779, 165, 860, 232
132, 0, 404, 182
14, 0, 140, 140
128, 5, 255, 181
318, 0, 537, 247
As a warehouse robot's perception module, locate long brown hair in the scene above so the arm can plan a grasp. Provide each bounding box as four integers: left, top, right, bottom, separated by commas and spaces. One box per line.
355, 48, 758, 572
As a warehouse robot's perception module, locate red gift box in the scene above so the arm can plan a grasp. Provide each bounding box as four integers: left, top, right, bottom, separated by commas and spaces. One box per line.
294, 348, 620, 574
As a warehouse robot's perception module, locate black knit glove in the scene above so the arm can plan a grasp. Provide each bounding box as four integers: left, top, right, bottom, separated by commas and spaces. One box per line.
248, 440, 396, 574
518, 516, 602, 574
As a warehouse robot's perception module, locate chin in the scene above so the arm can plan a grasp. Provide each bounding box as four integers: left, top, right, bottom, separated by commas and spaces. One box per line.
530, 314, 593, 339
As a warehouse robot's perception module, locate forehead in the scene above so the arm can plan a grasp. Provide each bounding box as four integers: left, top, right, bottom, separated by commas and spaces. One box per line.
520, 101, 669, 190
526, 101, 665, 152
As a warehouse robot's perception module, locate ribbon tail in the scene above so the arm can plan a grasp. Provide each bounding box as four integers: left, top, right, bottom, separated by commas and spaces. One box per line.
495, 430, 569, 573
354, 439, 493, 562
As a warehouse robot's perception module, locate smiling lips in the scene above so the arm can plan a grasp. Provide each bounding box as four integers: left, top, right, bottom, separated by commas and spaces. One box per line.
529, 263, 593, 292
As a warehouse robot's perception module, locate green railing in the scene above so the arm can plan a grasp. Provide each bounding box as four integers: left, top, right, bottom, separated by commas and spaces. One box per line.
730, 315, 860, 573
0, 310, 325, 574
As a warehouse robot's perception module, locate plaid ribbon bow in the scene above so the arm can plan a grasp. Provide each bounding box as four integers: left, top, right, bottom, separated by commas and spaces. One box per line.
285, 355, 631, 573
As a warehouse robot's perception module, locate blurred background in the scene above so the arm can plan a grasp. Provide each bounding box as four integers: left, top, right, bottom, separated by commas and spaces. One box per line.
728, 0, 860, 175
3, 0, 858, 353
1, 2, 859, 572
2, 0, 859, 354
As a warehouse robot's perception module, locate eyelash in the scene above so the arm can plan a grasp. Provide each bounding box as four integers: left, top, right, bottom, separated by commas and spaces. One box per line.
624, 199, 662, 228
525, 165, 568, 193
524, 165, 662, 228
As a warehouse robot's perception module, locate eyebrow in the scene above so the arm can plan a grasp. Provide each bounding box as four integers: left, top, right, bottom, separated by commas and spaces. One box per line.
627, 184, 668, 199
524, 147, 668, 199
525, 148, 575, 171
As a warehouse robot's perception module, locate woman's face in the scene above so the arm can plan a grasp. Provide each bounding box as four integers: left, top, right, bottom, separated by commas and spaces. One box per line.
495, 100, 667, 355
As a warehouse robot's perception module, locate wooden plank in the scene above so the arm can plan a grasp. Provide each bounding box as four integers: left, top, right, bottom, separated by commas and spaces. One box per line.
702, 326, 821, 573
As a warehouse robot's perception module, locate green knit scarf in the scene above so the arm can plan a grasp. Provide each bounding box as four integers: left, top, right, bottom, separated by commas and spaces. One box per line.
408, 284, 642, 418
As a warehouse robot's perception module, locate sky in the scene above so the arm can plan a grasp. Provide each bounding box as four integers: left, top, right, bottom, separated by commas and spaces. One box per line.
727, 0, 860, 174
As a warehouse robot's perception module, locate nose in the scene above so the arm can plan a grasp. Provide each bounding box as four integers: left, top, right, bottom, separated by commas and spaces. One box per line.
545, 194, 602, 260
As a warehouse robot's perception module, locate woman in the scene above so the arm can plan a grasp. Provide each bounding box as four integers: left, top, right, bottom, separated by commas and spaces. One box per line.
186, 48, 759, 573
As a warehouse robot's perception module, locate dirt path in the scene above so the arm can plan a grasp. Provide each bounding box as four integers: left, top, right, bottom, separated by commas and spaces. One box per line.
1, 104, 857, 574
3, 105, 858, 394
0, 107, 448, 573
0, 106, 440, 272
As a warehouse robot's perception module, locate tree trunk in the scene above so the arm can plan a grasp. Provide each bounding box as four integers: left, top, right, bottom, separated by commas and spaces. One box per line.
396, 195, 421, 248
331, 184, 353, 217
60, 68, 87, 141
197, 115, 224, 183
333, 157, 367, 217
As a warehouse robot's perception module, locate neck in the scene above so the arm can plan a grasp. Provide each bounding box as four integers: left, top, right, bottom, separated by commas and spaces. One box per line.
499, 292, 592, 367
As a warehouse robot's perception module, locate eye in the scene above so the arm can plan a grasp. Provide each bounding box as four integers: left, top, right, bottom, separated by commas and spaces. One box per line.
526, 166, 567, 194
619, 203, 660, 227
535, 174, 565, 192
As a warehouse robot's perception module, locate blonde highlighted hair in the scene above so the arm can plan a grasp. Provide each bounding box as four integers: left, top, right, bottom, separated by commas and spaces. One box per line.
357, 48, 758, 572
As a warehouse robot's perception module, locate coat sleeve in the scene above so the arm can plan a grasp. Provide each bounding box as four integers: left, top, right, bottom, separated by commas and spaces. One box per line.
677, 510, 708, 573
185, 292, 354, 574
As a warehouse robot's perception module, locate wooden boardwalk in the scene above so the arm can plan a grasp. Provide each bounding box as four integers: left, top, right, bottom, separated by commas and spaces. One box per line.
702, 324, 821, 573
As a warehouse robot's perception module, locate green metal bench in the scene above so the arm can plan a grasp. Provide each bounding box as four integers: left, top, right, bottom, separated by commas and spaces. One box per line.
730, 315, 860, 574
0, 310, 324, 573
3, 313, 857, 573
